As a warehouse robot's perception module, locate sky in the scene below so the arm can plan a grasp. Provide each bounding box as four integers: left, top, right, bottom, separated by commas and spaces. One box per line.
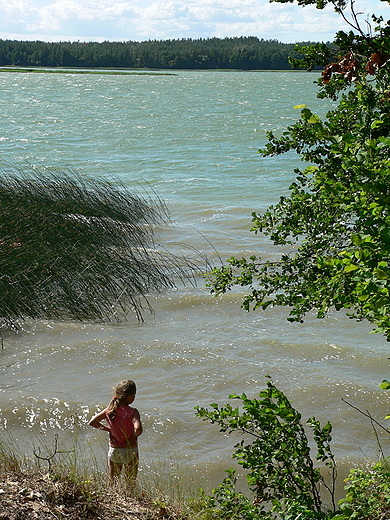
0, 0, 389, 44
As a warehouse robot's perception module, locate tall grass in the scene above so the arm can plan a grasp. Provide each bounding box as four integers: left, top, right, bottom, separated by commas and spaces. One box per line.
139, 453, 204, 505
0, 430, 201, 519
0, 430, 31, 473
0, 164, 206, 331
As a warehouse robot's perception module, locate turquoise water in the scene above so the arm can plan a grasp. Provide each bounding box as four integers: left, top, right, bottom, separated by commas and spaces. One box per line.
0, 70, 389, 489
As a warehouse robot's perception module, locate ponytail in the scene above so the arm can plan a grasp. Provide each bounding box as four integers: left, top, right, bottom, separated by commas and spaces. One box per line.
106, 380, 136, 420
106, 396, 120, 420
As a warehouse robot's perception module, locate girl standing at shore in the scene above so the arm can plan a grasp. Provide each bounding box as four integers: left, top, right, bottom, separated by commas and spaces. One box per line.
89, 380, 143, 487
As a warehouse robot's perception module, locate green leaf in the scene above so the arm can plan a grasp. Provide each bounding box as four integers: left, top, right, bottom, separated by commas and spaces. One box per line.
344, 264, 359, 273
380, 380, 390, 390
374, 268, 388, 280
308, 113, 321, 124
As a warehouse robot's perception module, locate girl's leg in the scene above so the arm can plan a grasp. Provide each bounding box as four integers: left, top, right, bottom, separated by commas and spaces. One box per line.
108, 459, 122, 483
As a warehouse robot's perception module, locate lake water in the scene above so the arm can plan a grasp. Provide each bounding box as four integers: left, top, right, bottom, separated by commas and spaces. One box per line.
0, 69, 389, 494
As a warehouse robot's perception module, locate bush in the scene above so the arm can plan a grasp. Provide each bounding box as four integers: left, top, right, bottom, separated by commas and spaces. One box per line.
195, 378, 337, 519
336, 460, 390, 520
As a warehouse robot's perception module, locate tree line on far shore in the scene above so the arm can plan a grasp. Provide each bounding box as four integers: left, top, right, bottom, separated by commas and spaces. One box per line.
0, 37, 321, 70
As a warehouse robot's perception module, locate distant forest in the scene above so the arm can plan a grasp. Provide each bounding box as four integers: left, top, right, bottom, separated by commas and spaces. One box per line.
0, 37, 318, 70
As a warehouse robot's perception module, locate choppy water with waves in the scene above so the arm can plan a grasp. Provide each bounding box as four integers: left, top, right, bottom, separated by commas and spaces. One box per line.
0, 69, 389, 492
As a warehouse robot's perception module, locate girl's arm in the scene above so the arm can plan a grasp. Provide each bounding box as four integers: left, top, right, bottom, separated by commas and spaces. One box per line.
89, 409, 111, 432
128, 409, 143, 447
132, 408, 143, 438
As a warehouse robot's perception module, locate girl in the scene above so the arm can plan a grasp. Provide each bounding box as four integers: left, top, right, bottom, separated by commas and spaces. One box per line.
89, 379, 143, 487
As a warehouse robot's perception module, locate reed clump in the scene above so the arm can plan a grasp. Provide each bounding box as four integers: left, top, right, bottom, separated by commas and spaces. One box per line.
0, 164, 204, 331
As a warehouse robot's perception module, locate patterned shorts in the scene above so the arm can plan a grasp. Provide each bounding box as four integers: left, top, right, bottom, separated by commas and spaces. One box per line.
108, 446, 138, 465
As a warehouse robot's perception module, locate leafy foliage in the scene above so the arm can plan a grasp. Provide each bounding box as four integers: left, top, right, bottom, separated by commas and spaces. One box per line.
207, 1, 390, 339
0, 164, 200, 329
190, 470, 261, 520
336, 460, 390, 519
195, 379, 337, 519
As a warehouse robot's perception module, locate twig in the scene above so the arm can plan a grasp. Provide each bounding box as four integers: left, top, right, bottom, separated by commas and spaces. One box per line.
370, 415, 386, 460
33, 434, 75, 472
342, 398, 390, 434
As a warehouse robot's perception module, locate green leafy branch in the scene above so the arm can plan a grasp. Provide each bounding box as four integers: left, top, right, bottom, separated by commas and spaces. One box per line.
195, 379, 337, 519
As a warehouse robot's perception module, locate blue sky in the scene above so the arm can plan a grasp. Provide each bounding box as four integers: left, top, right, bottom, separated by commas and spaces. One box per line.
0, 0, 389, 43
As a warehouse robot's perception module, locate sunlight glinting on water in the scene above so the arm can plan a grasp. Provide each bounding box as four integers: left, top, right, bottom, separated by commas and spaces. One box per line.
0, 70, 389, 488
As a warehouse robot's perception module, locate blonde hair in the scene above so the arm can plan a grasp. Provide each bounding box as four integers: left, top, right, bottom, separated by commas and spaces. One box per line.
106, 380, 136, 420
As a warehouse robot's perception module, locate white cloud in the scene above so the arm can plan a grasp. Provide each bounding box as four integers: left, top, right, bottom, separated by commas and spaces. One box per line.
0, 0, 388, 43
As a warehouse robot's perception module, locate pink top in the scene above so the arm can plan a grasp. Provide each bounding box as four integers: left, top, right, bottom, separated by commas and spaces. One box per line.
105, 405, 135, 448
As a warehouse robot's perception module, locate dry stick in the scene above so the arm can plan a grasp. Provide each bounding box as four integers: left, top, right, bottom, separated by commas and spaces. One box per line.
341, 398, 390, 435
370, 415, 386, 461
33, 434, 75, 472
343, 399, 388, 461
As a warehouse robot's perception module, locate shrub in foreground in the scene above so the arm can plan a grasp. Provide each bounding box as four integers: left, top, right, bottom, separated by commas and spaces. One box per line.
193, 380, 390, 520
336, 460, 390, 520
195, 378, 337, 519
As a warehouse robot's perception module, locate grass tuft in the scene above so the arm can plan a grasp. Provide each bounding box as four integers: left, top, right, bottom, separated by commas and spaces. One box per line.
0, 431, 200, 519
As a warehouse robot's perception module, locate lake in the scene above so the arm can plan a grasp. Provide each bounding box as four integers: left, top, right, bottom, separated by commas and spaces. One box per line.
0, 69, 388, 493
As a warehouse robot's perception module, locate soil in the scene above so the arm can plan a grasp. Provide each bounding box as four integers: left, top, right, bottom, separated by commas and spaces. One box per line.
0, 470, 169, 520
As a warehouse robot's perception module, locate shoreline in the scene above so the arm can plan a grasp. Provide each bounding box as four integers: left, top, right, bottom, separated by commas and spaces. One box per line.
0, 67, 174, 75
0, 468, 157, 519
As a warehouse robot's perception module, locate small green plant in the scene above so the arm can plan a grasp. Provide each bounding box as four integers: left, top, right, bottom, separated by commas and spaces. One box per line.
190, 468, 259, 520
336, 460, 390, 519
195, 378, 337, 519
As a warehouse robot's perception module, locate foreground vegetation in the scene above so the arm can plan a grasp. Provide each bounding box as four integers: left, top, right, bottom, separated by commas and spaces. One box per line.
196, 379, 390, 519
2, 380, 390, 520
208, 0, 390, 339
0, 37, 314, 70
0, 438, 182, 519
